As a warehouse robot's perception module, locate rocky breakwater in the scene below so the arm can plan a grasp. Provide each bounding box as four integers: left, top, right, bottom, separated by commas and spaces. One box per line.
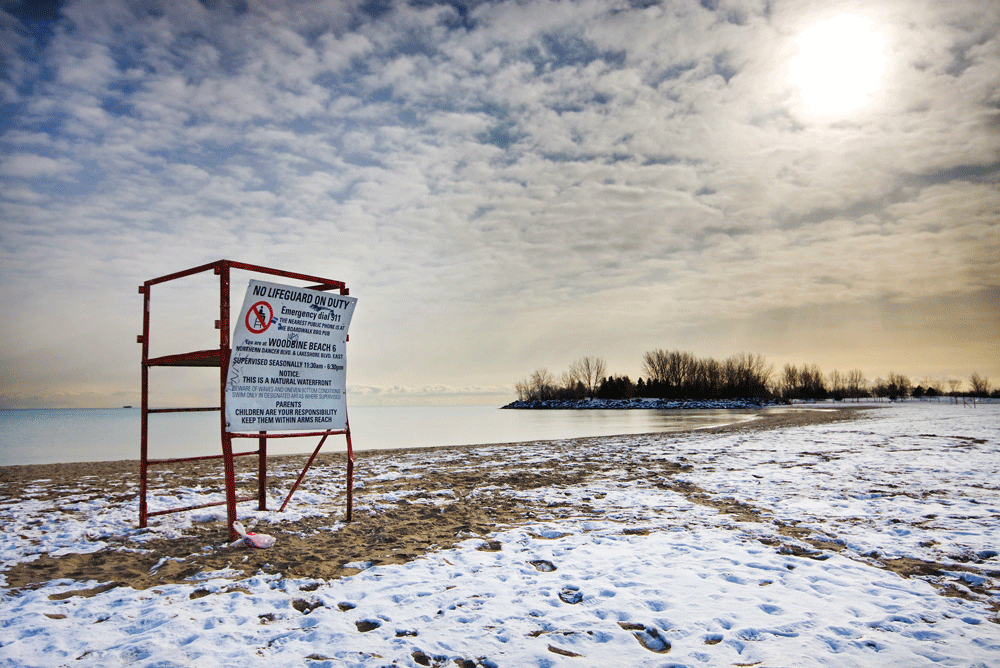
501, 398, 773, 410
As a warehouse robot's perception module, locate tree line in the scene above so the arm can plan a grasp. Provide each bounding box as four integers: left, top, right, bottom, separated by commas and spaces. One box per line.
515, 351, 996, 402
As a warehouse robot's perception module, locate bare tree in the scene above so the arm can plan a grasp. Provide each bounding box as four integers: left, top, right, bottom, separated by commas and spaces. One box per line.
886, 372, 912, 401
779, 363, 800, 401
641, 350, 670, 385
919, 376, 944, 397
643, 349, 703, 392
828, 369, 846, 400
801, 364, 827, 398
969, 372, 990, 397
702, 357, 724, 398
872, 377, 887, 401
515, 379, 530, 401
529, 368, 555, 401
722, 352, 772, 399
667, 350, 697, 389
846, 369, 866, 401
777, 363, 826, 401
947, 379, 963, 396
569, 356, 607, 397
559, 369, 574, 390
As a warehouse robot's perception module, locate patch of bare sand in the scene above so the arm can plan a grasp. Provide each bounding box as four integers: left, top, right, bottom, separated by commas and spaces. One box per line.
2, 439, 687, 591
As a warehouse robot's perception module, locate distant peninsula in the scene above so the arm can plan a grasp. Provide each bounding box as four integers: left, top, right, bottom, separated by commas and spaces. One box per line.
509, 349, 995, 406
501, 398, 773, 410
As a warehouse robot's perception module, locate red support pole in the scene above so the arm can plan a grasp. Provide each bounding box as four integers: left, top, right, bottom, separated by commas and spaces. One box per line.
138, 283, 151, 528
345, 412, 354, 522
279, 433, 329, 512
221, 432, 238, 540
258, 431, 267, 510
218, 262, 239, 542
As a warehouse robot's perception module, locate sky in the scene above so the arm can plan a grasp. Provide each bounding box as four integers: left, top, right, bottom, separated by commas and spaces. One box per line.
1, 0, 998, 409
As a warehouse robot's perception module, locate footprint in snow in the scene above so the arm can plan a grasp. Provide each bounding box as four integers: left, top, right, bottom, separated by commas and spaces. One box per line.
292, 599, 323, 614
619, 622, 671, 653
559, 586, 583, 604
735, 627, 766, 641
411, 650, 446, 666
355, 619, 381, 632
530, 560, 557, 572
548, 644, 584, 657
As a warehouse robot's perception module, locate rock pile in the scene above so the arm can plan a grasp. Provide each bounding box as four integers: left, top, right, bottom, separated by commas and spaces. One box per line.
501, 398, 773, 410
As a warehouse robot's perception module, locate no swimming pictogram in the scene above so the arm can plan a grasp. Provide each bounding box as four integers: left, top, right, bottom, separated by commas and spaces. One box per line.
246, 301, 273, 334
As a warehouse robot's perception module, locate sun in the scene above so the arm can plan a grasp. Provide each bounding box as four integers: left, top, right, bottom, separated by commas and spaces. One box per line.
788, 15, 886, 116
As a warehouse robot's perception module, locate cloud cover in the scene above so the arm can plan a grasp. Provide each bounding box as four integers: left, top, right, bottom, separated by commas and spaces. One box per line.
1, 0, 998, 407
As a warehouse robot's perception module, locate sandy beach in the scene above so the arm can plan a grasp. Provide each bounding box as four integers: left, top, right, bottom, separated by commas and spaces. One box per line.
1, 404, 998, 666
1, 408, 855, 591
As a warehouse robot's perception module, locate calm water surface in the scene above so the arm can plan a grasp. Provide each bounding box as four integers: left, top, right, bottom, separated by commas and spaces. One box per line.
0, 406, 758, 466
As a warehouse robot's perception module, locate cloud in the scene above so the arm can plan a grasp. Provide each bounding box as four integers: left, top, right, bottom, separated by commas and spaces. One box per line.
0, 152, 81, 177
349, 383, 513, 406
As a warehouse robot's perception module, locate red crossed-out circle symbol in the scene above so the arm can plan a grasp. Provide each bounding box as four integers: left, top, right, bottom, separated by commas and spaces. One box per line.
246, 301, 274, 334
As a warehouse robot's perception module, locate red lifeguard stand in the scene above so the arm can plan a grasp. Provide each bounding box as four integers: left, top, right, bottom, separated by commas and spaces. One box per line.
137, 260, 354, 540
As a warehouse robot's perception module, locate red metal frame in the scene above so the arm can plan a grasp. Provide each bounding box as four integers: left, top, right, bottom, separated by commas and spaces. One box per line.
138, 260, 353, 541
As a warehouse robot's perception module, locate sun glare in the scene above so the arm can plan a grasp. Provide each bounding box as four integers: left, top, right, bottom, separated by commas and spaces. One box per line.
788, 15, 886, 116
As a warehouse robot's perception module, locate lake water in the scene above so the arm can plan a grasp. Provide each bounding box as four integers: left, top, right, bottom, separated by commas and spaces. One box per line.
0, 406, 758, 466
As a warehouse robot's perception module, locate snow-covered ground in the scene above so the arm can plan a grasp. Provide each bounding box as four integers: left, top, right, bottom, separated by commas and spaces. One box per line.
1, 403, 998, 667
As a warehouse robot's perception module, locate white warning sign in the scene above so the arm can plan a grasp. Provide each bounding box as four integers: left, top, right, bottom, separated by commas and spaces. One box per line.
225, 280, 357, 432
